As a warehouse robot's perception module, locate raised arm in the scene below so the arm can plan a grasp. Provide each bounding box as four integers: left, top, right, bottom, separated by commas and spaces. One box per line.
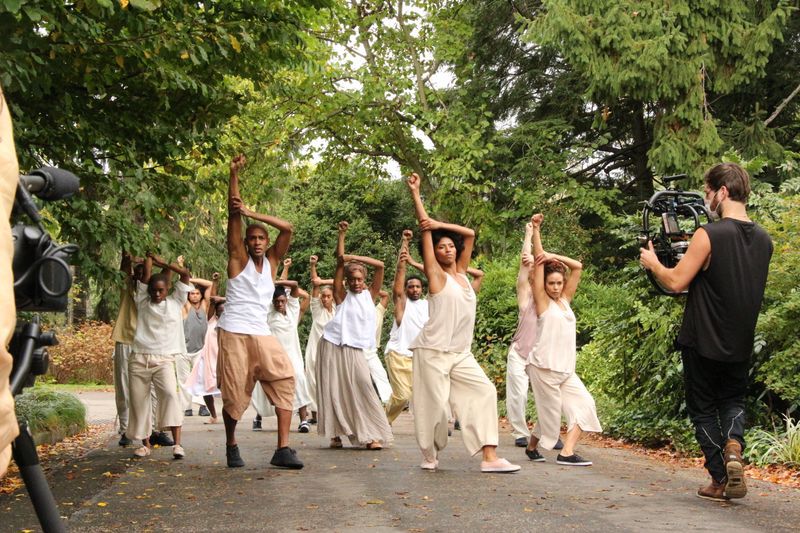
420, 218, 476, 275
120, 251, 133, 277
546, 252, 582, 302
530, 216, 549, 316
141, 254, 154, 285
227, 154, 249, 278
151, 253, 191, 285
297, 287, 310, 321
406, 173, 445, 293
467, 267, 484, 293
392, 230, 413, 325
516, 219, 535, 310
189, 277, 213, 289
332, 221, 348, 304
280, 258, 291, 281
206, 272, 220, 320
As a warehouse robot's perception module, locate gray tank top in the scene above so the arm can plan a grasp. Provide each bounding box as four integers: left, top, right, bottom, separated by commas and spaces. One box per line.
183, 306, 208, 353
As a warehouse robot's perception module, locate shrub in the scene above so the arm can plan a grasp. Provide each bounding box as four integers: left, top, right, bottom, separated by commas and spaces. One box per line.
14, 386, 86, 436
48, 321, 115, 384
746, 416, 800, 467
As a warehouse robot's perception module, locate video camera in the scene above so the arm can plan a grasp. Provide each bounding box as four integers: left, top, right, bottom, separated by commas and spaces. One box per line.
638, 174, 713, 296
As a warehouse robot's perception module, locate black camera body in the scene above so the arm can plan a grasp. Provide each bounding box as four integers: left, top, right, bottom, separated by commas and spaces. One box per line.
639, 174, 713, 296
13, 167, 79, 312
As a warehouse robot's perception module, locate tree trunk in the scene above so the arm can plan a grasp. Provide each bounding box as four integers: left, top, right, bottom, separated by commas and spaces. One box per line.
631, 101, 654, 201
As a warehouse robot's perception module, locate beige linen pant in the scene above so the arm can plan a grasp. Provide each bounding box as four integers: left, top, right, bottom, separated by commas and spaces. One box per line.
127, 353, 183, 441
385, 350, 413, 424
0, 85, 19, 477
412, 347, 498, 458
505, 346, 532, 439
526, 364, 602, 450
114, 342, 159, 435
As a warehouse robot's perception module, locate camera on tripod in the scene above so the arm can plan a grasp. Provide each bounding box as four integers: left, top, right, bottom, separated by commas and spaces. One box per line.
10, 166, 80, 393
638, 174, 713, 296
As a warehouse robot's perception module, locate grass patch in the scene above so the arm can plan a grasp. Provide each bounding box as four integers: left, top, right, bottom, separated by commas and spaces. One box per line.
14, 387, 87, 436
747, 416, 800, 467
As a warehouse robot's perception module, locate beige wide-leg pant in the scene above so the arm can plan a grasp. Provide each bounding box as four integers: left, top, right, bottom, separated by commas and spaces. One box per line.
385, 350, 413, 424
127, 353, 184, 441
0, 85, 19, 478
412, 347, 498, 459
526, 365, 602, 450
505, 346, 531, 440
175, 350, 203, 411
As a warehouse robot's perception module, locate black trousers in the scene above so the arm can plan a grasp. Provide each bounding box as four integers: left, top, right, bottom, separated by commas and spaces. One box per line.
681, 348, 749, 483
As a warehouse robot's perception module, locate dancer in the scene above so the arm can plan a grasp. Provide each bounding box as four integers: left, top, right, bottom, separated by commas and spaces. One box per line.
385, 230, 429, 424
216, 154, 302, 469
263, 280, 313, 432
524, 213, 601, 466
128, 253, 190, 459
640, 162, 772, 501
406, 173, 519, 473
179, 269, 213, 417
183, 275, 224, 424
316, 221, 393, 449
304, 254, 335, 423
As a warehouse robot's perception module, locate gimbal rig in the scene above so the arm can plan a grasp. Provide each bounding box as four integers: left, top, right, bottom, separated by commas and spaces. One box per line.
639, 174, 713, 296
9, 166, 79, 533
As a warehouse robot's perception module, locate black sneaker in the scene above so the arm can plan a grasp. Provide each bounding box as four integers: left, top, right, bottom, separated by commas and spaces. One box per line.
270, 447, 304, 469
554, 438, 564, 450
308, 418, 317, 425
252, 418, 262, 431
226, 444, 245, 468
149, 431, 174, 447
118, 434, 132, 447
515, 437, 528, 447
454, 420, 461, 431
298, 421, 310, 433
525, 448, 546, 462
556, 453, 592, 466
198, 405, 211, 417
184, 409, 193, 417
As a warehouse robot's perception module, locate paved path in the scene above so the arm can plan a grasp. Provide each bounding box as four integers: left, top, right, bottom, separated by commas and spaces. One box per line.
4, 392, 800, 532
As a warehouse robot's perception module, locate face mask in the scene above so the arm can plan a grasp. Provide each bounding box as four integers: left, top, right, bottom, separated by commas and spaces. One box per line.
704, 190, 722, 221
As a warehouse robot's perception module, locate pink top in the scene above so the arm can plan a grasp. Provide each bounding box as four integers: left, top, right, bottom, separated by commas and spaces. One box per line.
511, 296, 538, 360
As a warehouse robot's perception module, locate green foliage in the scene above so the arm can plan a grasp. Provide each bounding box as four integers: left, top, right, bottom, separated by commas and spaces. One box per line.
14, 386, 87, 436
753, 195, 800, 411
746, 415, 800, 467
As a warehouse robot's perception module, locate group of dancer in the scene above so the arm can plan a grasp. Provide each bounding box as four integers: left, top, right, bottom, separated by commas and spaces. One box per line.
111, 149, 611, 473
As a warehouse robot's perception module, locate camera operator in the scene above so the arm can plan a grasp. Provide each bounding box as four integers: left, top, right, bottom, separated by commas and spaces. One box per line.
0, 84, 20, 478
640, 162, 773, 502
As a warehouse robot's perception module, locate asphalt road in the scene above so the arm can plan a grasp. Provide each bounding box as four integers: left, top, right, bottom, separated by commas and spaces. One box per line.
4, 393, 800, 532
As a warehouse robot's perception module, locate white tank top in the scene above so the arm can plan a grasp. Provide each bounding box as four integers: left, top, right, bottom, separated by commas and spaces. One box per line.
217, 257, 274, 335
410, 273, 476, 353
322, 290, 376, 350
528, 297, 576, 373
385, 298, 429, 357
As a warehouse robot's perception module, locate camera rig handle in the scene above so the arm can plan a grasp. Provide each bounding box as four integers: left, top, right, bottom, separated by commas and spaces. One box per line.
639, 188, 713, 296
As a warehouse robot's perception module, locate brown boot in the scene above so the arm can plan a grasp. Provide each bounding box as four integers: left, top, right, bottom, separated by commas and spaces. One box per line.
723, 439, 747, 499
697, 478, 729, 502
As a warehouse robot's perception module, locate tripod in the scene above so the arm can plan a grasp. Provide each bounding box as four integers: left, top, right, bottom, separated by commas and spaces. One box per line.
9, 316, 66, 533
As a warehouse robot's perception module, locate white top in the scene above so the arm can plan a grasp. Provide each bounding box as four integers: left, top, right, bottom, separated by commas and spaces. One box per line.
528, 297, 576, 374
385, 298, 429, 357
217, 257, 274, 335
305, 297, 335, 361
323, 290, 376, 350
410, 273, 476, 353
267, 296, 302, 360
133, 280, 191, 355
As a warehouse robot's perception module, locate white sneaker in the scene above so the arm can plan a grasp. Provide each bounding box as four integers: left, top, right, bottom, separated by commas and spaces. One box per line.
480, 457, 521, 473
420, 459, 438, 470
133, 446, 151, 458
173, 444, 185, 459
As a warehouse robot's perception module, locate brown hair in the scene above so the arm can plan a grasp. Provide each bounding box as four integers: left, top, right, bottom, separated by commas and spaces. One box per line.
544, 260, 567, 280
704, 163, 751, 202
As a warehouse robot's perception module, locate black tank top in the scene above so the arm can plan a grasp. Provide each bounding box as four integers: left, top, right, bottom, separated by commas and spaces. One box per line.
677, 218, 772, 362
